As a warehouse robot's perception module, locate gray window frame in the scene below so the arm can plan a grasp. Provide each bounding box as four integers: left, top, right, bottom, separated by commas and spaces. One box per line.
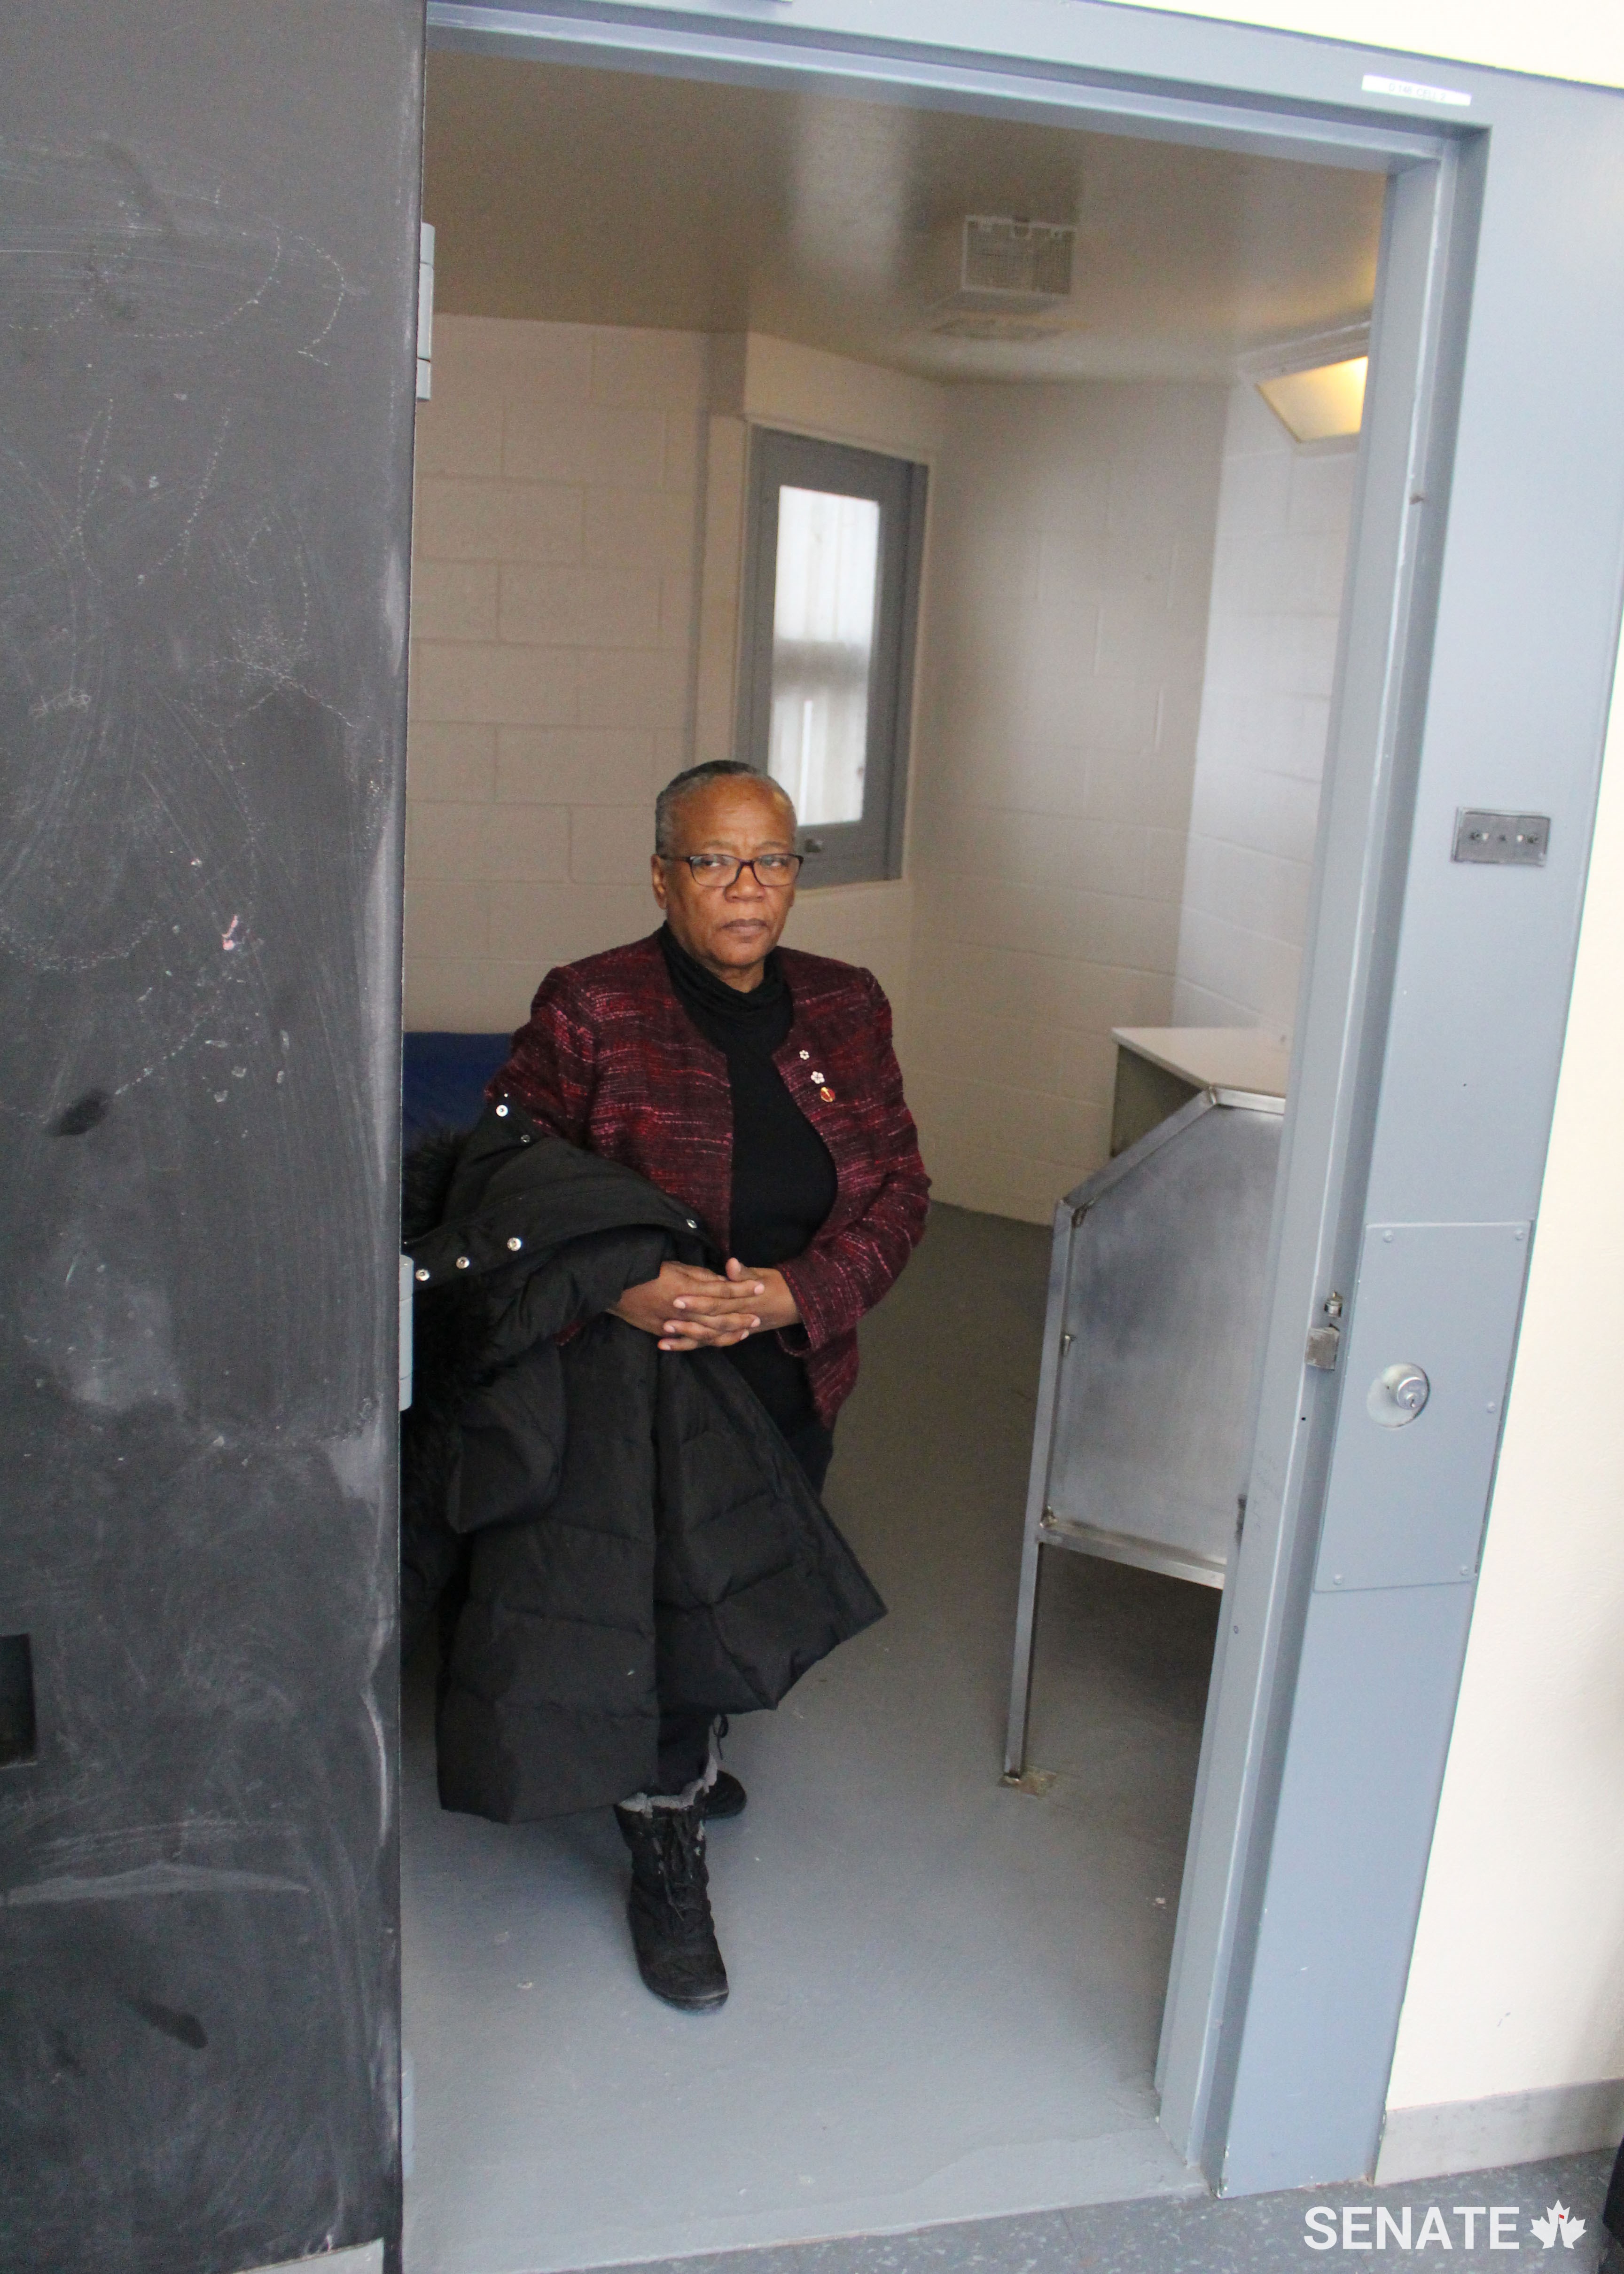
735, 426, 927, 889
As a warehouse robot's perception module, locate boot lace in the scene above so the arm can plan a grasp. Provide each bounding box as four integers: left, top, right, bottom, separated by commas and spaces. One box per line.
652, 1814, 710, 1930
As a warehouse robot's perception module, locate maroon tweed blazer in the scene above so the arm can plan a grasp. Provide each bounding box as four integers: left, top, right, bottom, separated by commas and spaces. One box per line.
489, 930, 930, 1425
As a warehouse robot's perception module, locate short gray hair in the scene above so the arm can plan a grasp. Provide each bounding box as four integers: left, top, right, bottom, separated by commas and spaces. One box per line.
654, 761, 797, 857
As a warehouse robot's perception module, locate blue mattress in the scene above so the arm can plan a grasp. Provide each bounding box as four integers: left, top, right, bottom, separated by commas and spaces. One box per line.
403, 1030, 510, 1145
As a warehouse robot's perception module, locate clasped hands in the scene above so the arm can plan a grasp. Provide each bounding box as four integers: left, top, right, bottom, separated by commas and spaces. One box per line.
609, 1257, 800, 1352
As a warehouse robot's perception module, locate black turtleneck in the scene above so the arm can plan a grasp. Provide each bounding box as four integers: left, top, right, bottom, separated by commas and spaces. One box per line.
657, 925, 837, 1455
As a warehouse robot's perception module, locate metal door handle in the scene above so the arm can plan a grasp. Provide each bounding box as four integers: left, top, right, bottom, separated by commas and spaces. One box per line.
1367, 1361, 1430, 1427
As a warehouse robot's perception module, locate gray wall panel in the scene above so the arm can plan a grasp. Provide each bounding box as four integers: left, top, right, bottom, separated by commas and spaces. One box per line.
1219, 1584, 1476, 2193
1213, 74, 1624, 2194
1364, 102, 1624, 1232
1311, 1223, 1530, 1594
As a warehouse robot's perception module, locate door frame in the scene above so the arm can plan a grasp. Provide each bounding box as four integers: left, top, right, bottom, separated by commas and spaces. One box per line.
421, 0, 1624, 2199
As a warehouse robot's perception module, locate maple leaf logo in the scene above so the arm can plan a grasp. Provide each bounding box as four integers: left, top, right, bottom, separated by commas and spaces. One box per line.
1530, 2202, 1587, 2249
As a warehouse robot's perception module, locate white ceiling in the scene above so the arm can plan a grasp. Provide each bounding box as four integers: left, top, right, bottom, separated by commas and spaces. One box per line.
425, 53, 1386, 384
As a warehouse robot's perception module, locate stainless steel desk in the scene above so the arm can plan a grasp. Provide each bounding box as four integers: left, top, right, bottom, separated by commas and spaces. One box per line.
1109, 1025, 1291, 1155
1003, 1079, 1287, 1780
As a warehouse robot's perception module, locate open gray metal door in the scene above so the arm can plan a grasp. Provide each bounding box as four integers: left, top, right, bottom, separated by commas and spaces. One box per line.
0, 5, 422, 2267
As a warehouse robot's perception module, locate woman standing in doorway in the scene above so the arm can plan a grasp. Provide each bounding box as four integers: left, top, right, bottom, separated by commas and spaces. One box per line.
487, 757, 930, 2007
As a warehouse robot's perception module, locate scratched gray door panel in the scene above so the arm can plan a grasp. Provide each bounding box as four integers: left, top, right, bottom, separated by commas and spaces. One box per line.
0, 4, 420, 2268
1313, 1223, 1531, 1594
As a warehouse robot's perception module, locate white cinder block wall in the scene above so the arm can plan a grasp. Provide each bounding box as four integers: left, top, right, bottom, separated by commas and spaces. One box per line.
905, 382, 1227, 1221
407, 315, 711, 1033
1171, 382, 1356, 1043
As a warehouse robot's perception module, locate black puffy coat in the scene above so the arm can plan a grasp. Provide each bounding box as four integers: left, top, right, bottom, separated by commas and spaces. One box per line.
401, 1102, 885, 1821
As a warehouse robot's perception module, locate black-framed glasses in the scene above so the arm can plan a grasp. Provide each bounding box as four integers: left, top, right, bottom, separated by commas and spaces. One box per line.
661, 853, 805, 891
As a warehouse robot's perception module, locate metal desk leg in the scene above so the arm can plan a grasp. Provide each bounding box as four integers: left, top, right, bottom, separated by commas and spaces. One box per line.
1003, 1525, 1045, 1779
1002, 1197, 1073, 1781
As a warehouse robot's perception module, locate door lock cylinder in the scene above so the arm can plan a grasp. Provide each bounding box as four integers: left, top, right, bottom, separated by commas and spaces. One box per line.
1367, 1361, 1431, 1427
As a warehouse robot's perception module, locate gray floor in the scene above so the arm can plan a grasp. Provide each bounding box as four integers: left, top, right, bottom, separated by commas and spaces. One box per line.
584, 2149, 1616, 2274
400, 1204, 1226, 2274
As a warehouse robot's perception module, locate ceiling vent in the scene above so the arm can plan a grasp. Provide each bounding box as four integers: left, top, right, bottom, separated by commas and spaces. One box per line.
962, 217, 1074, 298
924, 216, 1079, 337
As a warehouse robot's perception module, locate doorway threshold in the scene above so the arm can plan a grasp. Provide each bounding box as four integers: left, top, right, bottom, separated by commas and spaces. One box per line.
570, 2148, 1614, 2274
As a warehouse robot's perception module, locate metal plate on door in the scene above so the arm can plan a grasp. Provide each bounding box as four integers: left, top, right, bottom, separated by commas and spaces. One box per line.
1452, 808, 1549, 865
1312, 1221, 1531, 1593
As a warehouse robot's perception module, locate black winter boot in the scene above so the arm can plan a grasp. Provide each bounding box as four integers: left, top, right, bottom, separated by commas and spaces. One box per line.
613, 1796, 729, 2011
701, 1770, 747, 1821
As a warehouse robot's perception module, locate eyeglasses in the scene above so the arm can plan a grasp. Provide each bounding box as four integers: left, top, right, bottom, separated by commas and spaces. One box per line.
661, 853, 805, 891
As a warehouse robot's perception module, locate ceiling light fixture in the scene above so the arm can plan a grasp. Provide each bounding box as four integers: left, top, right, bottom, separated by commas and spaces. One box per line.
1256, 355, 1367, 445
